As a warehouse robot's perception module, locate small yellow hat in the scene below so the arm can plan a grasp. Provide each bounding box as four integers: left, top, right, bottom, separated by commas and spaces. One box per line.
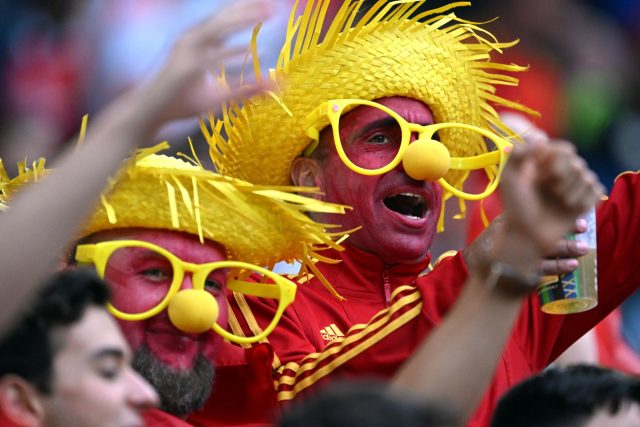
0, 146, 348, 278
204, 0, 536, 199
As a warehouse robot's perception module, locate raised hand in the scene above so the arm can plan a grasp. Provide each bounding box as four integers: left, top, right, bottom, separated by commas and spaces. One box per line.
0, 0, 275, 336
499, 113, 604, 274
129, 0, 275, 125
500, 140, 604, 255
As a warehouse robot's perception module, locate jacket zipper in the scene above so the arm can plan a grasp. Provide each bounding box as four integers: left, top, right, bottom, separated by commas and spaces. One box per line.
383, 268, 391, 306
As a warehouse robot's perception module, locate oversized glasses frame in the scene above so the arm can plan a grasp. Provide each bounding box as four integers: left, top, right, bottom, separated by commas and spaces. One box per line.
304, 99, 514, 200
75, 239, 296, 344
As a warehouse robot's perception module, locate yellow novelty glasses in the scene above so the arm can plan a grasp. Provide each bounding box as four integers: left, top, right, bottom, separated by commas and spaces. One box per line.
304, 99, 513, 200
75, 240, 296, 344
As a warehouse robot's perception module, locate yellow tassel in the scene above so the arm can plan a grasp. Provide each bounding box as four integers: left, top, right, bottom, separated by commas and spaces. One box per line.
192, 176, 204, 244
101, 195, 117, 224
250, 23, 263, 82
173, 177, 194, 217
437, 197, 445, 233
166, 181, 180, 228
412, 2, 471, 21
304, 246, 345, 301
75, 114, 89, 152
0, 159, 9, 183
480, 197, 490, 229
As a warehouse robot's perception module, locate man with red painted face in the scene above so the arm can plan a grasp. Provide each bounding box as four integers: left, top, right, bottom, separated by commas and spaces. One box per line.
83, 228, 228, 417
2, 148, 347, 426
198, 1, 640, 426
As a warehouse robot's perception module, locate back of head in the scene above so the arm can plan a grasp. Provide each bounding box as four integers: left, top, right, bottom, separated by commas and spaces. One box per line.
491, 365, 640, 427
278, 381, 458, 427
0, 269, 109, 394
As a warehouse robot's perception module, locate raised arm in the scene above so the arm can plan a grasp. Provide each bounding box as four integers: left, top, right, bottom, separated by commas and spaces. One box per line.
390, 140, 603, 420
0, 0, 273, 336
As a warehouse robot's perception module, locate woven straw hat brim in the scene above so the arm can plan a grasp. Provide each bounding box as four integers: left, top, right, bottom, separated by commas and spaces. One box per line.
0, 150, 348, 269
204, 0, 537, 197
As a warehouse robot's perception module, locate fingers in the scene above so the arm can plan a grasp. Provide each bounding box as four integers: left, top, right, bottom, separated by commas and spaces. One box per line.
143, 0, 276, 122
546, 238, 589, 258
169, 0, 274, 71
536, 140, 576, 187
573, 217, 588, 234
202, 46, 249, 75
213, 80, 275, 107
499, 112, 549, 147
501, 141, 535, 192
536, 140, 604, 213
188, 0, 274, 48
539, 258, 579, 276
564, 169, 604, 212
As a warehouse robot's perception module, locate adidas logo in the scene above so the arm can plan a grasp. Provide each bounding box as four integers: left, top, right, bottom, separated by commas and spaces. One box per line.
320, 324, 345, 342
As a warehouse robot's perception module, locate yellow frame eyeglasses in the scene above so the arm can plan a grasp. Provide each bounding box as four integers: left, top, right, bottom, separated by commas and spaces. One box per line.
75, 240, 296, 344
304, 99, 513, 201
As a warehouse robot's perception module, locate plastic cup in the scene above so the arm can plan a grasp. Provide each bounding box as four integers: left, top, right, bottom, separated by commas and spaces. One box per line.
537, 207, 598, 314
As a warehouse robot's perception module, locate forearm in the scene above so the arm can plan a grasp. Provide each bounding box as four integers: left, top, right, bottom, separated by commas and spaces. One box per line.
0, 0, 273, 337
391, 228, 541, 420
390, 276, 522, 418
0, 88, 158, 335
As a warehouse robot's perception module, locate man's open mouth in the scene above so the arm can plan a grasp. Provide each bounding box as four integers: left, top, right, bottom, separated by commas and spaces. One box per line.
383, 193, 428, 219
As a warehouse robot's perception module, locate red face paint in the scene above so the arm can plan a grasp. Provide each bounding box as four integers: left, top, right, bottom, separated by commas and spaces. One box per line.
92, 228, 227, 370
314, 97, 442, 265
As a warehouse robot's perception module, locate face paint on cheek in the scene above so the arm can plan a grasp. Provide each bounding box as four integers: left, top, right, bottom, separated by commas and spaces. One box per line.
115, 317, 146, 353
105, 260, 171, 317
199, 284, 228, 362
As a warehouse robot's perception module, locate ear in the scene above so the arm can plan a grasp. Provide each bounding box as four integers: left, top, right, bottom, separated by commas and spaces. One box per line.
291, 157, 325, 194
0, 376, 46, 427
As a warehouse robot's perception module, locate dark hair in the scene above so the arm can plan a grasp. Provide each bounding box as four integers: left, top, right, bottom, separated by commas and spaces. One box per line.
0, 269, 110, 394
278, 381, 458, 427
491, 364, 640, 427
302, 125, 332, 165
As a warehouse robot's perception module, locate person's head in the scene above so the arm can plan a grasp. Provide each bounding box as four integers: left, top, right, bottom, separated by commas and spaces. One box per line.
491, 365, 640, 427
0, 269, 158, 427
278, 381, 459, 427
76, 228, 227, 417
206, 0, 536, 265
60, 152, 347, 416
292, 96, 443, 264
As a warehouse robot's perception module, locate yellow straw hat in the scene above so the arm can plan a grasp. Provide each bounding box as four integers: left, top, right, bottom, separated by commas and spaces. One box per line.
0, 145, 348, 285
203, 0, 536, 201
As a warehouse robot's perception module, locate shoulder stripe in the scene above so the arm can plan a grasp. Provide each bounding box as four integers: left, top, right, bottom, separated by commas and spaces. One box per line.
234, 292, 266, 340
274, 288, 422, 388
276, 297, 421, 388
302, 289, 421, 360
272, 286, 420, 381
231, 292, 281, 368
434, 250, 458, 266
226, 299, 252, 349
277, 302, 423, 400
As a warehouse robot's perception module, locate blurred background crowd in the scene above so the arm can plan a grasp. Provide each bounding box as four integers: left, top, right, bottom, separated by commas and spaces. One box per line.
0, 0, 638, 378
1, 0, 638, 181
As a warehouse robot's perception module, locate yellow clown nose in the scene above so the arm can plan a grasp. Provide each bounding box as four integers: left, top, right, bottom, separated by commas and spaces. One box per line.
167, 289, 219, 334
402, 139, 451, 182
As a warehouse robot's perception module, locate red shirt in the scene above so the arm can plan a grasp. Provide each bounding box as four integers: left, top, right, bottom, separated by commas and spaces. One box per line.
143, 343, 277, 427
144, 409, 193, 426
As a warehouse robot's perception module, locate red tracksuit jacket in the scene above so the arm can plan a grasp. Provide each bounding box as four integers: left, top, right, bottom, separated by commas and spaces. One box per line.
165, 171, 640, 427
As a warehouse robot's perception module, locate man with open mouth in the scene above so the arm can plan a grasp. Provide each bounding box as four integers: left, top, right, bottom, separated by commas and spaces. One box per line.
197, 1, 640, 426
